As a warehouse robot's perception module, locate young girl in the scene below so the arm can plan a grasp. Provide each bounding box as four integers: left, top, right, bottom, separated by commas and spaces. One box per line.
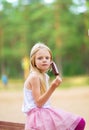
22, 43, 86, 130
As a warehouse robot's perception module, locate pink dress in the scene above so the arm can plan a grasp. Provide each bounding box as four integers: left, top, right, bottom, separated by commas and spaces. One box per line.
22, 74, 81, 130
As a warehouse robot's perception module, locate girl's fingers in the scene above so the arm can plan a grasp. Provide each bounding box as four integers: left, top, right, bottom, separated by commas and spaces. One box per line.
56, 76, 62, 83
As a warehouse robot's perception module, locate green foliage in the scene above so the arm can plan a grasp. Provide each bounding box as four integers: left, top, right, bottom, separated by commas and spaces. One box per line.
0, 0, 89, 78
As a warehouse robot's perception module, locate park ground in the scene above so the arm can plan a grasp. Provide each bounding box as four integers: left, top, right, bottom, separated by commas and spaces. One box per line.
0, 80, 89, 130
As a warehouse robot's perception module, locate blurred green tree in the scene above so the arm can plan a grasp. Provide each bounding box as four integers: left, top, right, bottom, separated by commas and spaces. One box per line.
0, 0, 89, 78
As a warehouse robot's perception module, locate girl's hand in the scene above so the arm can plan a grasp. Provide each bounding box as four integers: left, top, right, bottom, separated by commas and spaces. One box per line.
51, 76, 62, 89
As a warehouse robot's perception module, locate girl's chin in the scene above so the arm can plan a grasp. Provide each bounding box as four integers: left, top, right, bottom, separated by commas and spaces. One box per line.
40, 69, 47, 73
41, 70, 47, 73
37, 67, 49, 73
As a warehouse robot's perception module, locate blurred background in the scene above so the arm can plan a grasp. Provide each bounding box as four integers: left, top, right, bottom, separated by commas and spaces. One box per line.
0, 0, 89, 129
0, 0, 89, 79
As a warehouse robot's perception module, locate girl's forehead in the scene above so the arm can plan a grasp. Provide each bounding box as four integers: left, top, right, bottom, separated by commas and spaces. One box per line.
36, 48, 51, 56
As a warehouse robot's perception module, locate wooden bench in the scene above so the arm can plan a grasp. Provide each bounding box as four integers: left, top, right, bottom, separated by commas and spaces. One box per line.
0, 121, 24, 130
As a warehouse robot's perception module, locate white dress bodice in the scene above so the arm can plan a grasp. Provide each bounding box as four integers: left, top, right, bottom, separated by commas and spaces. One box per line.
22, 74, 51, 113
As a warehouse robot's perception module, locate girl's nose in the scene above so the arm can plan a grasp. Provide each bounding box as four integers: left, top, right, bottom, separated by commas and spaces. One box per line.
43, 58, 47, 62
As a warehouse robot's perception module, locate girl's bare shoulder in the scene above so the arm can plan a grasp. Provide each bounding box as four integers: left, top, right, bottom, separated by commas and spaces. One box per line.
26, 72, 40, 85
30, 72, 39, 80
24, 72, 39, 89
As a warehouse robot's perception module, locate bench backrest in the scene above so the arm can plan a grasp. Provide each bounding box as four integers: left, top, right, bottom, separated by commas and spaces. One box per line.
0, 121, 24, 130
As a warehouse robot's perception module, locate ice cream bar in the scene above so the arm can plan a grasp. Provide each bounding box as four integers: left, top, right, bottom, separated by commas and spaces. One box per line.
51, 61, 59, 76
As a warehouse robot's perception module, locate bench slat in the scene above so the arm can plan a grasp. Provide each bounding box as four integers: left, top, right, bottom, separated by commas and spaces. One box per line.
0, 121, 24, 130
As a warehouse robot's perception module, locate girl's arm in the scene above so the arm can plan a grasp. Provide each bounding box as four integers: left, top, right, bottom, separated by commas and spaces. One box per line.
30, 74, 62, 107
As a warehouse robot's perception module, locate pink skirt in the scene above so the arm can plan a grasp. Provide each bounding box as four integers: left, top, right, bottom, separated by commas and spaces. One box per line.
25, 107, 81, 130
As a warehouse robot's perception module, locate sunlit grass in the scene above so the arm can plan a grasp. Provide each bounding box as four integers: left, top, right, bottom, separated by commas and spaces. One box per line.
60, 76, 89, 88
0, 76, 89, 91
0, 79, 24, 92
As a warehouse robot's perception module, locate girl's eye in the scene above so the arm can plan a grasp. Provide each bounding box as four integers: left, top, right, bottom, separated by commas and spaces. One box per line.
38, 57, 43, 60
37, 56, 50, 60
46, 56, 50, 60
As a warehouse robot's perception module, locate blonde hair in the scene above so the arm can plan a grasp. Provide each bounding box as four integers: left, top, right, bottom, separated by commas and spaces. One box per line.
30, 42, 52, 94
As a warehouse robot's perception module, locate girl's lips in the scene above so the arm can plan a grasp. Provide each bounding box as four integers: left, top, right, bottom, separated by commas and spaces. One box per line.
42, 64, 48, 66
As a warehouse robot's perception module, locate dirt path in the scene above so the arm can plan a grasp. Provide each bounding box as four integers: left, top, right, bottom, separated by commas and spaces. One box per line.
0, 87, 89, 130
